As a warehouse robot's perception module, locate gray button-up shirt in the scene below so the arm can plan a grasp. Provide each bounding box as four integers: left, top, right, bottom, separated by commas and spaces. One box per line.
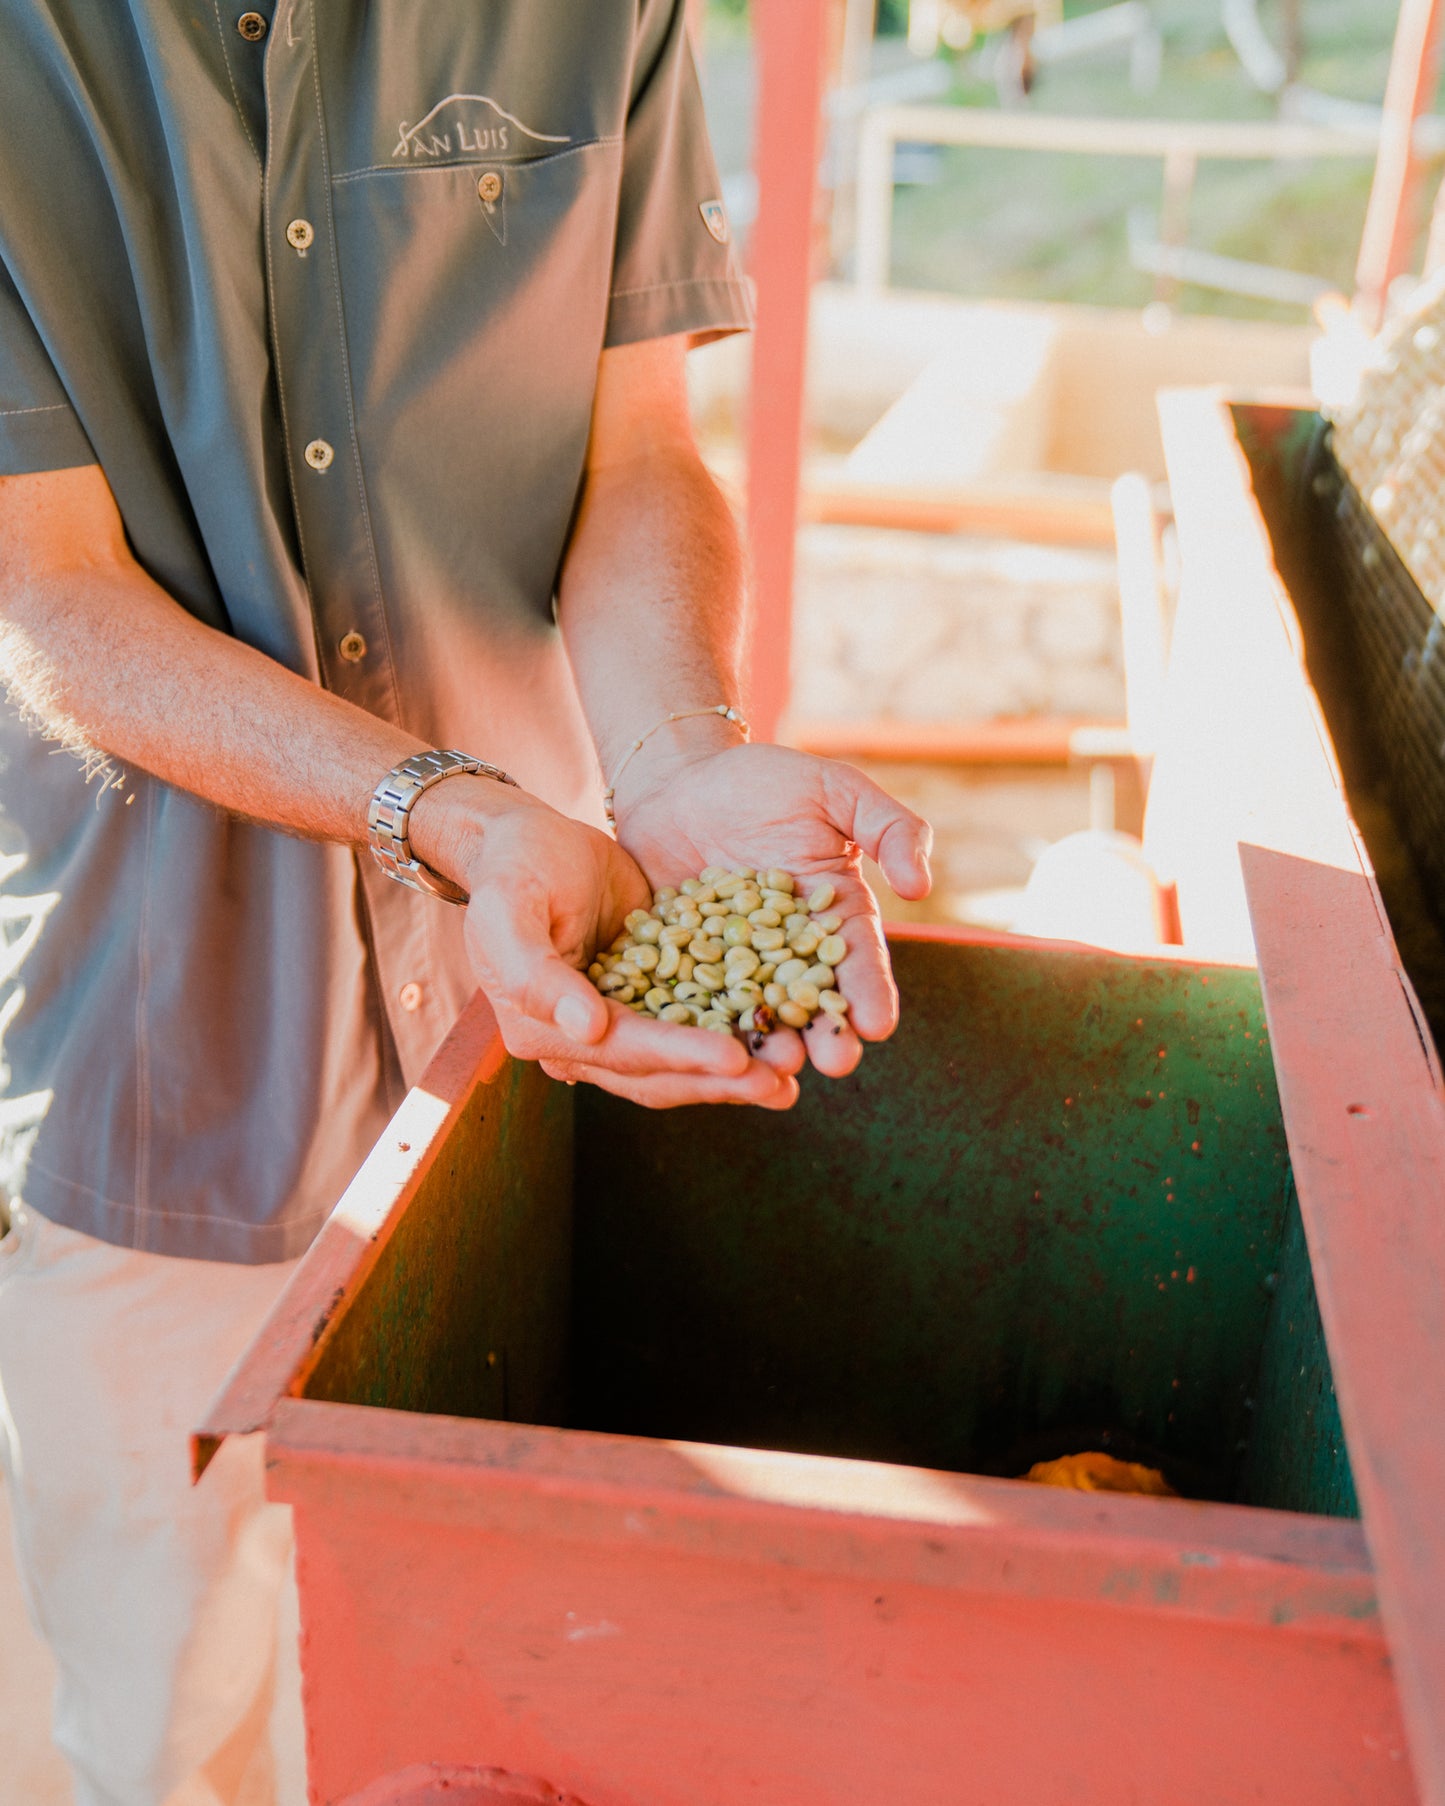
0, 0, 750, 1261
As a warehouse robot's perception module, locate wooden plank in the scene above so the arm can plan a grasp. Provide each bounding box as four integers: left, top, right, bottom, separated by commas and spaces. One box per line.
192, 992, 505, 1477
275, 1397, 1410, 1806
1356, 0, 1445, 330
268, 1395, 1381, 1634
745, 0, 832, 742
783, 714, 1122, 763
800, 473, 1118, 542
1149, 388, 1362, 961
1243, 843, 1445, 1806
1155, 386, 1445, 1802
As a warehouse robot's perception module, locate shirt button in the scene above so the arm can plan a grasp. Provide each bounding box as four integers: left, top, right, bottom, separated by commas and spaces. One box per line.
286, 219, 314, 252
477, 171, 503, 205
236, 11, 268, 40
398, 982, 424, 1013
304, 439, 334, 471
338, 630, 367, 663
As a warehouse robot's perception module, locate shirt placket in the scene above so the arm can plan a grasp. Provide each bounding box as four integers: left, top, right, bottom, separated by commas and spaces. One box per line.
262, 0, 452, 1081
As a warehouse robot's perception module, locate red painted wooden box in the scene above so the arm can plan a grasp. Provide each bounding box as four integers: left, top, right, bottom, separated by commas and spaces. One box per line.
198, 396, 1444, 1806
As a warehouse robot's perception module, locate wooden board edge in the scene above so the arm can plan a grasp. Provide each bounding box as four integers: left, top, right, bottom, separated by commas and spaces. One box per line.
192, 991, 506, 1479
264, 1396, 1381, 1642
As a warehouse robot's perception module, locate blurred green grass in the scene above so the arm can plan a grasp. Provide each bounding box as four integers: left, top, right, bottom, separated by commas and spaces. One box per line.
710, 1, 1421, 319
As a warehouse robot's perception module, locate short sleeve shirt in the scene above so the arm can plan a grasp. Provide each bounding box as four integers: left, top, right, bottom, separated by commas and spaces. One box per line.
0, 0, 750, 1261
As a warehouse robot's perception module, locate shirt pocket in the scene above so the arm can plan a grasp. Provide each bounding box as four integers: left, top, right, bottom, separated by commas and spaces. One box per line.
328, 140, 623, 613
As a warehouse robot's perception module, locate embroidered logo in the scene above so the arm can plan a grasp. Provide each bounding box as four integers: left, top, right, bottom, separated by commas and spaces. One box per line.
392, 94, 570, 162
700, 199, 730, 244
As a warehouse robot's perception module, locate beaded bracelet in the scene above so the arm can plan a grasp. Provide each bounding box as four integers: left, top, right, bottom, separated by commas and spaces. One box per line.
602, 703, 750, 828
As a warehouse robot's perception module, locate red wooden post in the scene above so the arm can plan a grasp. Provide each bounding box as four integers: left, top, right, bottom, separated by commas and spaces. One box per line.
745, 0, 832, 743
1355, 0, 1445, 330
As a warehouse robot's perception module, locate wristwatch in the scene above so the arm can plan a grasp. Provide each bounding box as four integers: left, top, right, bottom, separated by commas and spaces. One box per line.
367, 749, 517, 904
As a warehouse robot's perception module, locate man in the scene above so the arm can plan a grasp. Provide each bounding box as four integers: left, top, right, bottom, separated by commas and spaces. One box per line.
0, 2, 932, 1801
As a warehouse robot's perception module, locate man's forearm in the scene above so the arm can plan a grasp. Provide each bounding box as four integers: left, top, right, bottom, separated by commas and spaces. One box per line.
555, 335, 753, 810
0, 464, 525, 879
557, 440, 748, 790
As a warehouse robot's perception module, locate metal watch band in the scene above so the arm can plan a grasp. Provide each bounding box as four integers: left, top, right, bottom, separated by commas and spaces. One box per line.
366, 749, 518, 904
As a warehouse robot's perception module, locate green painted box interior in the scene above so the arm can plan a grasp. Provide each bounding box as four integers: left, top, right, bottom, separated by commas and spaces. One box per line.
302, 937, 1356, 1518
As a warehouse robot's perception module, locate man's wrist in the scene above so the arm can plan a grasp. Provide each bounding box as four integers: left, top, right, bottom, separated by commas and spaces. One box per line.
606, 708, 747, 821
406, 771, 539, 896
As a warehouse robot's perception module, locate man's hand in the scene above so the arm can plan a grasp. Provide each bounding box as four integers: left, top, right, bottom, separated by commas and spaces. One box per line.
611, 742, 933, 1078
414, 778, 803, 1110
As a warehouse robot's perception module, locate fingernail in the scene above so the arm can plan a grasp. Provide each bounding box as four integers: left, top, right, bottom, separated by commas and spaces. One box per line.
554, 995, 595, 1041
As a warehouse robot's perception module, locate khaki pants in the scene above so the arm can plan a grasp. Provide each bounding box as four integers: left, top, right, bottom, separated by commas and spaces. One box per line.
0, 1204, 306, 1806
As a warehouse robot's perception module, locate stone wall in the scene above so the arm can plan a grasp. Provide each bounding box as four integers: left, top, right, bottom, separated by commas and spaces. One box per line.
791, 524, 1124, 724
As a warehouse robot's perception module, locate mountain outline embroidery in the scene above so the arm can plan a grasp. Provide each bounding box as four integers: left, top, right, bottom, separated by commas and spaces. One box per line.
392, 94, 572, 161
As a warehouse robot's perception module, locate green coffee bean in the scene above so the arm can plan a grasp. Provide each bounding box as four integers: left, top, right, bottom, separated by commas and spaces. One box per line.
588, 864, 855, 1052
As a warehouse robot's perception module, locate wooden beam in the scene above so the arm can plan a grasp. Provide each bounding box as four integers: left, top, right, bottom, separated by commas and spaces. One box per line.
783, 715, 1125, 764
745, 0, 832, 742
1356, 0, 1445, 329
